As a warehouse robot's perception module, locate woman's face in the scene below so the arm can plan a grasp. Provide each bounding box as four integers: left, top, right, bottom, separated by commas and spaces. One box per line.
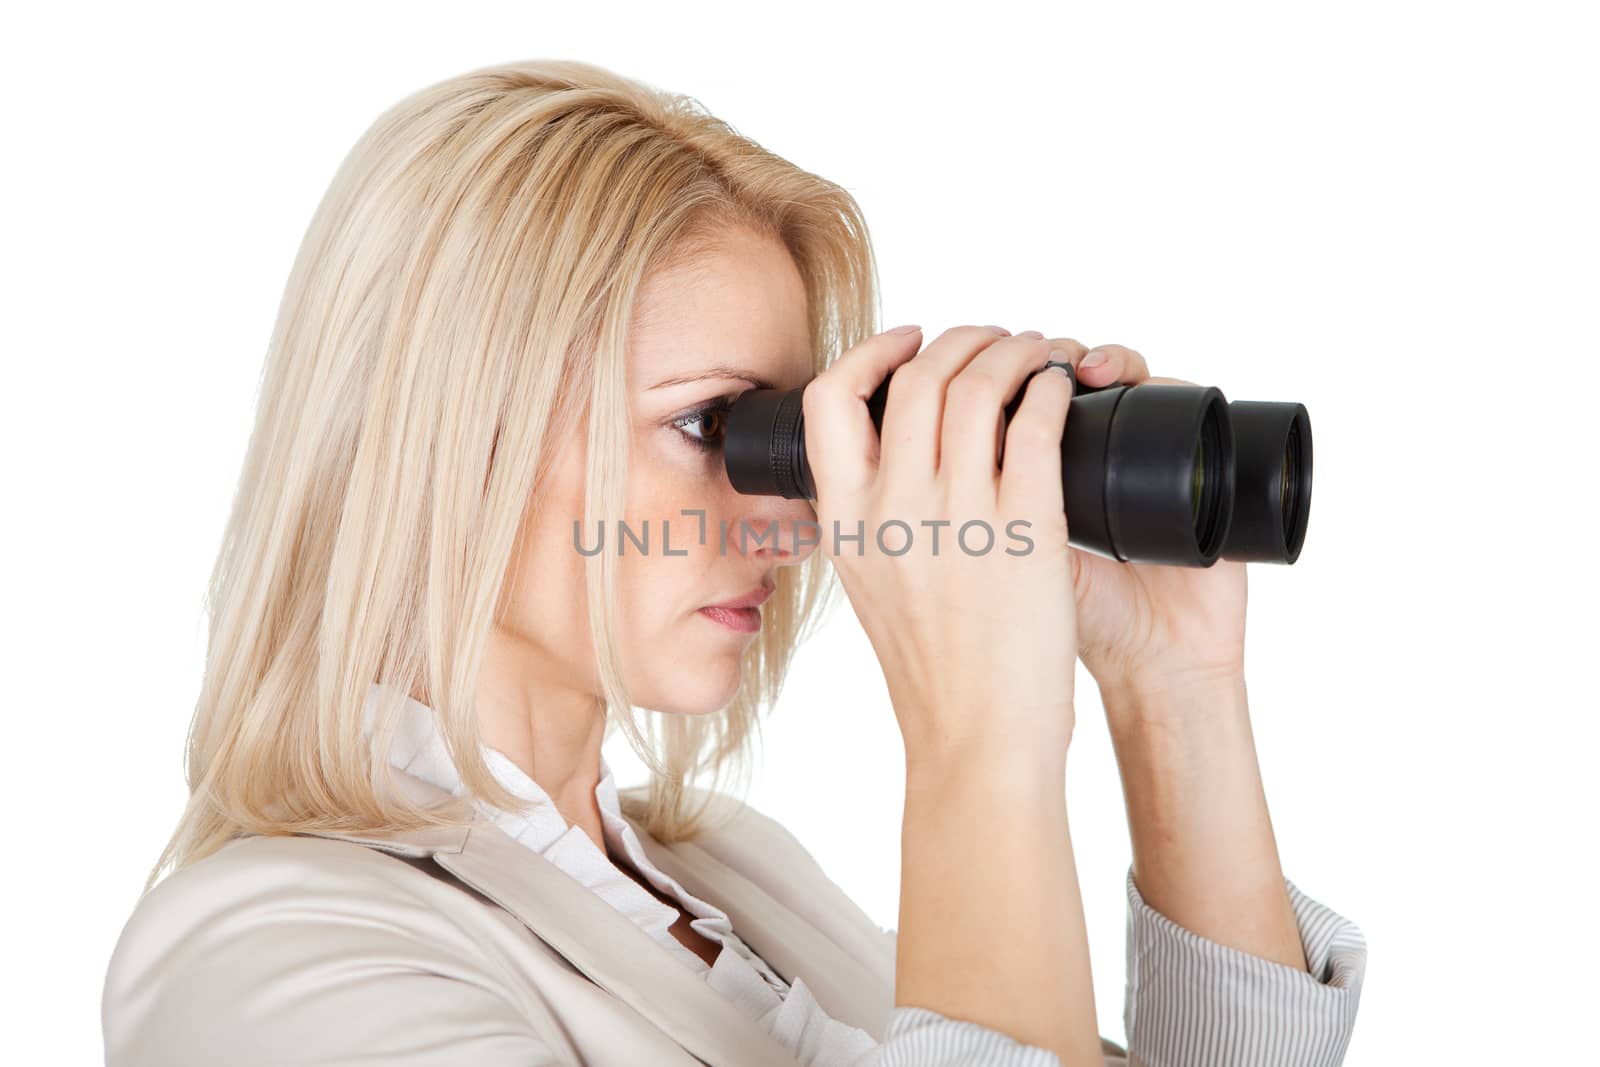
500, 226, 820, 716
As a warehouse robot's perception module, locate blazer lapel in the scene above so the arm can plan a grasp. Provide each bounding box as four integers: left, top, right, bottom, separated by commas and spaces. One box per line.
433, 823, 806, 1067
305, 768, 805, 1067
619, 809, 895, 1039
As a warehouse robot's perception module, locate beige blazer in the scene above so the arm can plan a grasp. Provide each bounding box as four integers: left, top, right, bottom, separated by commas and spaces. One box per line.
103, 765, 1131, 1066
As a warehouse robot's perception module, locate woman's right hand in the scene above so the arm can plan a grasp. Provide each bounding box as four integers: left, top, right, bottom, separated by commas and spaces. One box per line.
802, 324, 1080, 775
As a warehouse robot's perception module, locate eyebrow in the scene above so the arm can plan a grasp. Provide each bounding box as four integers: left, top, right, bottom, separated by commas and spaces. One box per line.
647, 365, 777, 391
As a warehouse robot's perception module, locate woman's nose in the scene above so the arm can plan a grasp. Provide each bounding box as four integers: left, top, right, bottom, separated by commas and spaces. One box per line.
739, 497, 819, 565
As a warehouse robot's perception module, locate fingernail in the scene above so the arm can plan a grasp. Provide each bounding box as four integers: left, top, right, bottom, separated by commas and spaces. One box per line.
886, 324, 923, 335
1080, 350, 1108, 368
1017, 330, 1044, 339
984, 325, 1010, 335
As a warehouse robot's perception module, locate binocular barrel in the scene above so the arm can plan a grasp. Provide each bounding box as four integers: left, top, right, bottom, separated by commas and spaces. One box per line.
723, 365, 1313, 567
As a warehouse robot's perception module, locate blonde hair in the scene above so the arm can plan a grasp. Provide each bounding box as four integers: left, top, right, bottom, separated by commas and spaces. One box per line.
144, 58, 879, 894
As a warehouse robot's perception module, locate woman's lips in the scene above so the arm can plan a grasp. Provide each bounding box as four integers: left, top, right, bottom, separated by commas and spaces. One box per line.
698, 605, 762, 633
699, 583, 773, 633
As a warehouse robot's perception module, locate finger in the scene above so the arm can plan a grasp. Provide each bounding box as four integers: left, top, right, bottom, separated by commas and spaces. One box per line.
997, 359, 1074, 526
1075, 343, 1149, 386
802, 326, 924, 505
938, 334, 1054, 506
875, 324, 1010, 494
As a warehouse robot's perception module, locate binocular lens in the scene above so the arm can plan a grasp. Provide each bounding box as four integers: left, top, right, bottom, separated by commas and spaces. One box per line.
1284, 423, 1300, 538
1190, 403, 1231, 560
1192, 439, 1203, 528
1220, 399, 1313, 564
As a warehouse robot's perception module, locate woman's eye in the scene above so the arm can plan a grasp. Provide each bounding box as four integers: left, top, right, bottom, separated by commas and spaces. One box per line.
672, 400, 732, 451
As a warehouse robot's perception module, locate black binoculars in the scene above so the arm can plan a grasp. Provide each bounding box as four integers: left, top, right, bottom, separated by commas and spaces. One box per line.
722, 363, 1312, 567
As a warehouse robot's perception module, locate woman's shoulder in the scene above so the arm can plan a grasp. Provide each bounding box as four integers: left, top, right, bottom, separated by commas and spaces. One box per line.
105, 834, 483, 1001
103, 835, 560, 1066
122, 832, 445, 918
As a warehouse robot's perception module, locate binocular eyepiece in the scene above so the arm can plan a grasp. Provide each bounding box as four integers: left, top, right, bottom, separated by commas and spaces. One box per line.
723, 364, 1313, 567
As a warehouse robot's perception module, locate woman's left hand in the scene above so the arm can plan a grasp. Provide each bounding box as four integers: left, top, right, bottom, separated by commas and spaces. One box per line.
1044, 339, 1249, 708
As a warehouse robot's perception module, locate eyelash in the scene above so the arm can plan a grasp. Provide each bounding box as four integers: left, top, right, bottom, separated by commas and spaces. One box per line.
670, 396, 736, 452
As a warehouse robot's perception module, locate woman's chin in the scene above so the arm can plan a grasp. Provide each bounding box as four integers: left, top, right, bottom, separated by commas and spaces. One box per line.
631, 616, 758, 714
635, 655, 743, 716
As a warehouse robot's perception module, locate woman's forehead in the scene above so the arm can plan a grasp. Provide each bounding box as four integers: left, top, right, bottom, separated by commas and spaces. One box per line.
629, 234, 813, 390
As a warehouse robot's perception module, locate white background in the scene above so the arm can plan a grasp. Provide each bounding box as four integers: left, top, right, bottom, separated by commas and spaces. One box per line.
5, 2, 1595, 1063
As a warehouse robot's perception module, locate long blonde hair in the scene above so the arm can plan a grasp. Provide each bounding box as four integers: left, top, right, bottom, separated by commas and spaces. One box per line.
145, 58, 878, 894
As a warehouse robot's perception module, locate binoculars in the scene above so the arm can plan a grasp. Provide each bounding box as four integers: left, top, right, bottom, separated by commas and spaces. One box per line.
723, 363, 1312, 567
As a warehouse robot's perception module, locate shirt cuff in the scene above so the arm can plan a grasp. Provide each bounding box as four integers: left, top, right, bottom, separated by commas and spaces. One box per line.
1123, 866, 1368, 1067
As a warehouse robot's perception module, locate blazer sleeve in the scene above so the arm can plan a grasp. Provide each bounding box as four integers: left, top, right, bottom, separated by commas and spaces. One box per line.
1121, 866, 1368, 1067
102, 836, 570, 1067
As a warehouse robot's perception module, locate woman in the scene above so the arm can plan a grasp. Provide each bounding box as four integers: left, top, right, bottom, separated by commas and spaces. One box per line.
101, 59, 1367, 1066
